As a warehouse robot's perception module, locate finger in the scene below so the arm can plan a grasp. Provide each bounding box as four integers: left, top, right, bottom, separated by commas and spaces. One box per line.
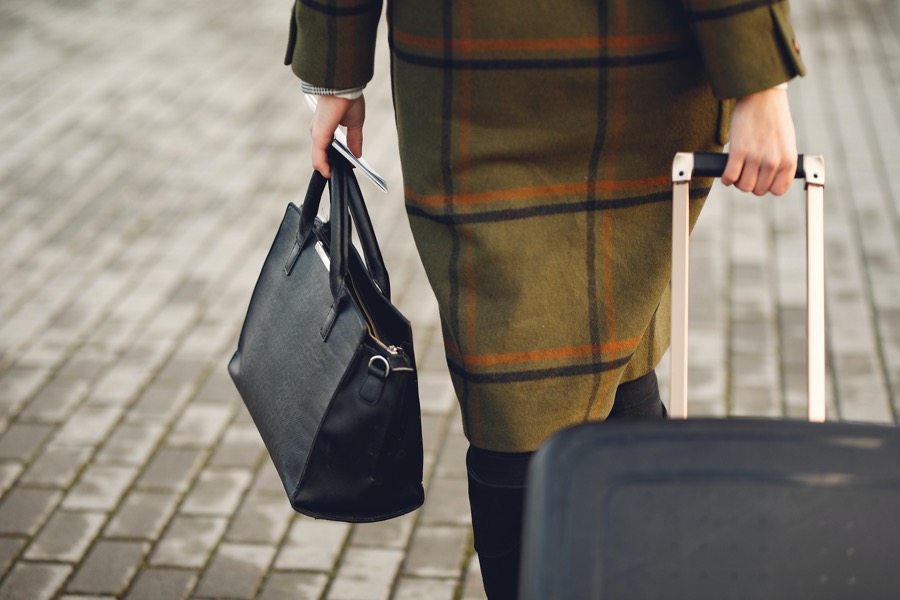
752, 157, 778, 196
345, 123, 363, 158
734, 156, 760, 193
310, 120, 340, 179
770, 159, 797, 196
312, 145, 331, 179
721, 153, 744, 187
309, 123, 333, 178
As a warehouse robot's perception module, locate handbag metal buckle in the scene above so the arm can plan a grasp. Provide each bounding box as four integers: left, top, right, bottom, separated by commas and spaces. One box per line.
368, 355, 391, 378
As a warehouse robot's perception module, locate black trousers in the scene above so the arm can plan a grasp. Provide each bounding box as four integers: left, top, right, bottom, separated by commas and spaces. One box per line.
466, 370, 666, 600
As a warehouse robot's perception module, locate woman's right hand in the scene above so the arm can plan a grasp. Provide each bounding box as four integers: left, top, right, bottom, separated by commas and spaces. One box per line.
309, 94, 366, 179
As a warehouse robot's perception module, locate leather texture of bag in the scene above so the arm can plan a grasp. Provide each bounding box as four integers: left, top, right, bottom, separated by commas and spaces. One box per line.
228, 152, 424, 522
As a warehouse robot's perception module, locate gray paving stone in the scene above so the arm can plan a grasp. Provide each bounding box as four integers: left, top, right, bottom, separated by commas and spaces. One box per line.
20, 445, 93, 488
24, 510, 107, 562
152, 356, 209, 387
419, 477, 471, 526
0, 487, 62, 536
125, 380, 194, 425
66, 540, 149, 595
0, 461, 23, 496
193, 369, 243, 406
434, 432, 468, 479
393, 577, 458, 600
461, 555, 488, 600
417, 371, 457, 416
150, 515, 227, 569
62, 464, 138, 511
180, 467, 253, 516
125, 567, 197, 600
0, 536, 26, 579
421, 414, 448, 457
104, 490, 181, 540
731, 387, 781, 418
835, 377, 895, 424
165, 404, 233, 448
55, 356, 111, 384
0, 423, 53, 461
327, 547, 404, 600
52, 405, 122, 447
208, 423, 266, 469
0, 366, 49, 413
247, 462, 287, 497
94, 423, 166, 466
90, 363, 158, 407
402, 525, 470, 578
350, 511, 416, 549
257, 572, 329, 600
0, 562, 72, 600
18, 378, 89, 423
135, 447, 206, 493
275, 518, 350, 572
225, 495, 294, 545
193, 542, 276, 599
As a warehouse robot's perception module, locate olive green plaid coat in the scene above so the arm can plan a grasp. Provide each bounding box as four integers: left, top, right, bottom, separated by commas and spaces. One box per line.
287, 0, 805, 451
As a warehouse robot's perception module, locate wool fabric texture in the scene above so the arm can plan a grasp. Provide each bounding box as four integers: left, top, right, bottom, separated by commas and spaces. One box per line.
286, 0, 805, 451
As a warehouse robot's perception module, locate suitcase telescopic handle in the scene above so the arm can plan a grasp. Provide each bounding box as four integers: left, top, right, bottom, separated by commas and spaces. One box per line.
670, 153, 826, 423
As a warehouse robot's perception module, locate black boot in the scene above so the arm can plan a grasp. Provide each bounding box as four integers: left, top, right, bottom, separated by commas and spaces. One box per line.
607, 369, 667, 419
466, 446, 532, 600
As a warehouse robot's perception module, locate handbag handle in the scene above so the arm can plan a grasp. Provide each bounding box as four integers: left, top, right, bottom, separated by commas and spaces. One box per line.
295, 149, 392, 302
343, 158, 391, 299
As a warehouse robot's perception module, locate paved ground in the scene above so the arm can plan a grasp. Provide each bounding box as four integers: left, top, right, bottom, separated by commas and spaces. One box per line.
0, 0, 897, 598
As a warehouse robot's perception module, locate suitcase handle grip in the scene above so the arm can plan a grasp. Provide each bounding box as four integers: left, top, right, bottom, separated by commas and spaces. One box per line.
691, 152, 805, 179
674, 153, 824, 185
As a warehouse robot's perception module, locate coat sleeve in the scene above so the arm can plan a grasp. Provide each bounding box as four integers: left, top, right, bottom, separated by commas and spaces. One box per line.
284, 0, 384, 90
681, 0, 806, 99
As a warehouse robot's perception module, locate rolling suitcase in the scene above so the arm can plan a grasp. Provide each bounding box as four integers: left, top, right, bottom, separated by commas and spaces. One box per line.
519, 153, 900, 600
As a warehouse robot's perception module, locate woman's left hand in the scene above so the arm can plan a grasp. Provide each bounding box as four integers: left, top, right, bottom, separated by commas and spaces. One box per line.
722, 86, 797, 196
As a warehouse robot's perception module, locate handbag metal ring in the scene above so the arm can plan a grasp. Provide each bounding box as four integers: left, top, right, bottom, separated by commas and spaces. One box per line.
368, 355, 391, 378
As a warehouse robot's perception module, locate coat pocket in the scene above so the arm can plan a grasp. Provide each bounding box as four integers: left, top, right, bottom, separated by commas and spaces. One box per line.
716, 98, 734, 147
284, 3, 298, 66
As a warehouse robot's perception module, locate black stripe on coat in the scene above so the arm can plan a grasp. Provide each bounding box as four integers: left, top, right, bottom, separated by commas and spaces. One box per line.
447, 355, 634, 384
406, 187, 712, 226
390, 46, 693, 71
685, 0, 783, 22
583, 0, 609, 421
299, 0, 381, 17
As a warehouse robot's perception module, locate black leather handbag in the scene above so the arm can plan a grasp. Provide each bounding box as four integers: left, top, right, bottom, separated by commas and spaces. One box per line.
228, 151, 424, 522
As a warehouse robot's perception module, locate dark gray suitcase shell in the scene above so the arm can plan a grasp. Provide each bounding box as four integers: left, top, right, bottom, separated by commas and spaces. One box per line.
520, 419, 900, 600
521, 154, 900, 599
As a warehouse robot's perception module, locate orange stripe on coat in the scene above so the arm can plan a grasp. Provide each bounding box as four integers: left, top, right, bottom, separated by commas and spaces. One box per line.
445, 336, 643, 368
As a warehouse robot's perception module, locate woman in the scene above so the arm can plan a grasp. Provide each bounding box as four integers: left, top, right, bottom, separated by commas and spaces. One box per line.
288, 1, 804, 596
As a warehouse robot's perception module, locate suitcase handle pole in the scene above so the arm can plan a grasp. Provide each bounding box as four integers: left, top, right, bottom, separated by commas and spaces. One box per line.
670, 153, 826, 422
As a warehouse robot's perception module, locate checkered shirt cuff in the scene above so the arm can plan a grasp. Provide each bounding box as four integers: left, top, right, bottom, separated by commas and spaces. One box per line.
301, 81, 365, 100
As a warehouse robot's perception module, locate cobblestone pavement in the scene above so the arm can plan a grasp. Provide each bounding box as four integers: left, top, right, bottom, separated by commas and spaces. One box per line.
0, 0, 897, 598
